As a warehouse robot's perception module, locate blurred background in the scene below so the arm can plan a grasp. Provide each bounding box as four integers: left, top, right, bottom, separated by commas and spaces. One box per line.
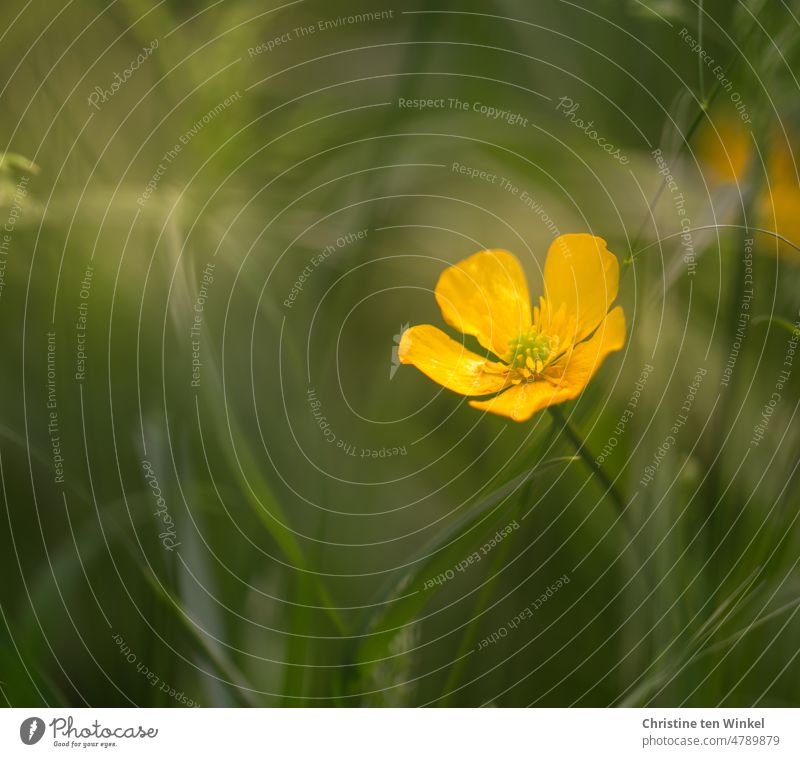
1, 0, 799, 707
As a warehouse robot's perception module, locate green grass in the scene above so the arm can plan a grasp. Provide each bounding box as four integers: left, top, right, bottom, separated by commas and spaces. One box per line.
1, 0, 799, 707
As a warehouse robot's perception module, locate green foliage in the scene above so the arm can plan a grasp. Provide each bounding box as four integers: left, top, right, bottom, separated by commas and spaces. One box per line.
1, 0, 799, 708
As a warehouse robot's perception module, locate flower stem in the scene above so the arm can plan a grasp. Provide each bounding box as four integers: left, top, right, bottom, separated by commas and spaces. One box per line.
625, 22, 759, 268
547, 405, 628, 521
548, 404, 654, 635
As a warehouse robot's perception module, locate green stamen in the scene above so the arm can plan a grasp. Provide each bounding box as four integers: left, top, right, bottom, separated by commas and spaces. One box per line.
506, 330, 552, 372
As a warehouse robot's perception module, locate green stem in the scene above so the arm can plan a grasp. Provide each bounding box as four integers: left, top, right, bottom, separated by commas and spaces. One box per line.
704, 176, 758, 558
549, 406, 653, 641
626, 103, 711, 269
626, 22, 759, 267
548, 406, 628, 521
698, 0, 706, 104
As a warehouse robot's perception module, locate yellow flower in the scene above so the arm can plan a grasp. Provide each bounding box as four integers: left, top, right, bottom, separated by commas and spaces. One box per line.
696, 113, 752, 184
758, 139, 800, 250
399, 234, 626, 421
698, 114, 800, 252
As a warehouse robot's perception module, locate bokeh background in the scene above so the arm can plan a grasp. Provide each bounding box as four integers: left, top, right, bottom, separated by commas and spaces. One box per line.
1, 0, 799, 707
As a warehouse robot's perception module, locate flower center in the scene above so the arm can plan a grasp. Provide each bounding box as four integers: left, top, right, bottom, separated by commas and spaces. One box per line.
506, 329, 552, 375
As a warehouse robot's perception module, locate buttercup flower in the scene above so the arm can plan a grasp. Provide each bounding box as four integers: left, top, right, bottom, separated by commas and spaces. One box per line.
399, 234, 626, 421
696, 113, 751, 184
758, 139, 800, 251
698, 114, 800, 252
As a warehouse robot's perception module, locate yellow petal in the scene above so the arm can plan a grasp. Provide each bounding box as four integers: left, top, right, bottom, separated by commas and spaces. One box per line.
435, 249, 531, 359
533, 296, 574, 362
468, 380, 578, 422
471, 307, 625, 422
547, 306, 626, 391
758, 183, 800, 253
543, 234, 619, 346
765, 135, 795, 186
398, 324, 511, 396
697, 114, 751, 183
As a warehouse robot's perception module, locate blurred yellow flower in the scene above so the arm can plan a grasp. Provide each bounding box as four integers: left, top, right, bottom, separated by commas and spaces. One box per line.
399, 234, 626, 421
698, 115, 800, 250
759, 139, 800, 250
